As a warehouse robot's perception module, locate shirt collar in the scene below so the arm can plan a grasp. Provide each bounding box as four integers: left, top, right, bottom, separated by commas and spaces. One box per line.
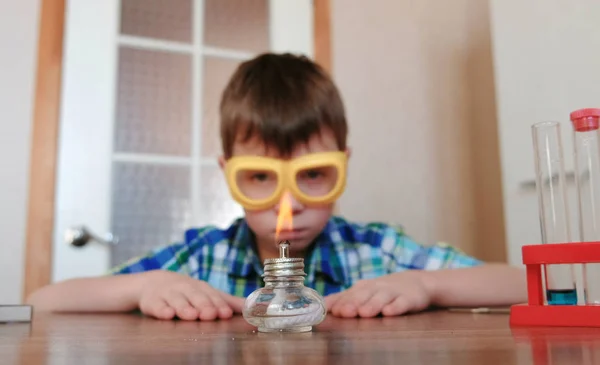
226, 217, 346, 285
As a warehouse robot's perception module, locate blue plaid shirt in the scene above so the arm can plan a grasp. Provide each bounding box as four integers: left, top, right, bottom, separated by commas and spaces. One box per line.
110, 216, 482, 296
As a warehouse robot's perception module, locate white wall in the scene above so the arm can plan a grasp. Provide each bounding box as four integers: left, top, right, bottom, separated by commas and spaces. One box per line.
0, 0, 40, 304
490, 0, 600, 265
332, 0, 505, 260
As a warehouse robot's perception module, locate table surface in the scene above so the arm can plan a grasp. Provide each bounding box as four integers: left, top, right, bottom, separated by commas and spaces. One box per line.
2, 310, 600, 365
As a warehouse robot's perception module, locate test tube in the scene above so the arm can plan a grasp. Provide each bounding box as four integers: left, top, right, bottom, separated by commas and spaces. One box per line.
570, 108, 600, 305
532, 121, 578, 305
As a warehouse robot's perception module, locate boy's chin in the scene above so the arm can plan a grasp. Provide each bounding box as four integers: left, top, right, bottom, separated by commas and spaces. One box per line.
267, 235, 317, 254
291, 234, 326, 255
286, 238, 315, 253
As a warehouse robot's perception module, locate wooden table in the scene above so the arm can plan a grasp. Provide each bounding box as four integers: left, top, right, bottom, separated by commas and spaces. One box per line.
2, 310, 600, 364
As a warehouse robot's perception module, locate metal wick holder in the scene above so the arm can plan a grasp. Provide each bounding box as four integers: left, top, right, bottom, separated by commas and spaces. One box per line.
262, 241, 306, 283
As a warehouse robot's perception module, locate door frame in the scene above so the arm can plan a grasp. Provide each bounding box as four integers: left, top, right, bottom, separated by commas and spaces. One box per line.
22, 0, 332, 301
22, 0, 65, 302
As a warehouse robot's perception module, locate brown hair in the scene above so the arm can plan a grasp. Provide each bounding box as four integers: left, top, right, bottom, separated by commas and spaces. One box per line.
219, 53, 347, 158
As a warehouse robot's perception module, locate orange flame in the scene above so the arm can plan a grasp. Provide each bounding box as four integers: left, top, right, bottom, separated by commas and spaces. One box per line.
275, 191, 293, 241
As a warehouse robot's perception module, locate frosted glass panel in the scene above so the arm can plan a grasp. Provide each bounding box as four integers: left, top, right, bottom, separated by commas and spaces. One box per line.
199, 166, 243, 227
111, 162, 191, 265
202, 56, 241, 157
204, 0, 269, 52
120, 0, 193, 43
115, 47, 192, 156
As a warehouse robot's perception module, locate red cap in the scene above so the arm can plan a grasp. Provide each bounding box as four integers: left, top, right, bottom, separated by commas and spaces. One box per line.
570, 108, 600, 132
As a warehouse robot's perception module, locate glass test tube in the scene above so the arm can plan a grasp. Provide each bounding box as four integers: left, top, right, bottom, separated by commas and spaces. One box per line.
532, 121, 578, 305
570, 108, 600, 305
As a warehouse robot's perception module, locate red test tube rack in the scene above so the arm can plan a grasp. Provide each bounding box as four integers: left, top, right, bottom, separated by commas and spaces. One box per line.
510, 242, 600, 327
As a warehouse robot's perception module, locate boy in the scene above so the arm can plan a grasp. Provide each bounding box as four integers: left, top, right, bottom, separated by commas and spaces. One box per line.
27, 53, 526, 321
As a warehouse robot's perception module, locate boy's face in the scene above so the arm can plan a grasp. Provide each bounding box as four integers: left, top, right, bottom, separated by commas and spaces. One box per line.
219, 129, 348, 257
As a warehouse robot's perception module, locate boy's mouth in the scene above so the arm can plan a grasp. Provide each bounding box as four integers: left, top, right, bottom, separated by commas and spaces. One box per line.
275, 228, 307, 240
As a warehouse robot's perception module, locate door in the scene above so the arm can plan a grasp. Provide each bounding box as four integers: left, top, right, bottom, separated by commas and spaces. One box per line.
53, 0, 314, 282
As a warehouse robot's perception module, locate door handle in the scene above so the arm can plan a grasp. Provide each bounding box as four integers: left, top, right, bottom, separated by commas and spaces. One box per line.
65, 226, 118, 248
520, 171, 580, 190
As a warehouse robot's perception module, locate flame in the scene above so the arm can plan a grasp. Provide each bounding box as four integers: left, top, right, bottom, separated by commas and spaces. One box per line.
275, 191, 293, 240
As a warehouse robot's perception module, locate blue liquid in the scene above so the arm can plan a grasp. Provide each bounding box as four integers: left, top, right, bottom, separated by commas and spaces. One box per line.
546, 289, 577, 305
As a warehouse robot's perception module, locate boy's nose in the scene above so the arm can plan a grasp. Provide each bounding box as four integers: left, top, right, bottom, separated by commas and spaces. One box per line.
274, 191, 304, 214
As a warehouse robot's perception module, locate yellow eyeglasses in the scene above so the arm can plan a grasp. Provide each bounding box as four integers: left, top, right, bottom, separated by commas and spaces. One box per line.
224, 151, 347, 210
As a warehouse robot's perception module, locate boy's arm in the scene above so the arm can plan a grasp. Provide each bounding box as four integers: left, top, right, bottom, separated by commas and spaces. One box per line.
392, 231, 527, 306
424, 263, 527, 308
27, 232, 244, 319
326, 226, 527, 317
326, 263, 527, 318
26, 273, 145, 312
26, 239, 191, 312
27, 269, 244, 320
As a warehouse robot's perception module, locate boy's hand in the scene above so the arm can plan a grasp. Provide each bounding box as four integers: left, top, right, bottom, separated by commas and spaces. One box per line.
324, 271, 435, 318
138, 270, 244, 321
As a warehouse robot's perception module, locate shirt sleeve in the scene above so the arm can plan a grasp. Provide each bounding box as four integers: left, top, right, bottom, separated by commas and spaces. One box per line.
382, 225, 483, 272
107, 241, 196, 276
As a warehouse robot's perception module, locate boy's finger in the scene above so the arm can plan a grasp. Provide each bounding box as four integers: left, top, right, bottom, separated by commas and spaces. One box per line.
332, 287, 373, 316
204, 287, 233, 319
159, 306, 176, 320
381, 296, 411, 317
144, 298, 175, 320
357, 291, 394, 318
329, 292, 353, 317
186, 290, 218, 321
221, 293, 245, 313
338, 303, 359, 318
165, 292, 199, 320
324, 292, 342, 311
199, 306, 218, 321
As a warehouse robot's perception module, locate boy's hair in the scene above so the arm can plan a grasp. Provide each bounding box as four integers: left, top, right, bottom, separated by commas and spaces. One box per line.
219, 53, 347, 158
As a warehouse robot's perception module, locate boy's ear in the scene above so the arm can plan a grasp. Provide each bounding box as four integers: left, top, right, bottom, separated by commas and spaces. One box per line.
345, 147, 352, 159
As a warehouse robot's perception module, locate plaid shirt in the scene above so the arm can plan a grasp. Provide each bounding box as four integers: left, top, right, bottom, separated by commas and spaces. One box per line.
109, 216, 481, 297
